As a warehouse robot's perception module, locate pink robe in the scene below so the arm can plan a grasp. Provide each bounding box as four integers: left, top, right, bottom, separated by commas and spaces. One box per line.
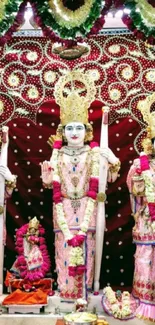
53, 146, 98, 300
127, 158, 155, 321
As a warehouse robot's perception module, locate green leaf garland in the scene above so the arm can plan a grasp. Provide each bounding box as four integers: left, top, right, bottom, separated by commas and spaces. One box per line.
0, 0, 23, 37
31, 0, 104, 39
126, 0, 155, 37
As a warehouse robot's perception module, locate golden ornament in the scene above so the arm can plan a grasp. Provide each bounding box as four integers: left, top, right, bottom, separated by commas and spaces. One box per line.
97, 192, 107, 202
0, 206, 4, 214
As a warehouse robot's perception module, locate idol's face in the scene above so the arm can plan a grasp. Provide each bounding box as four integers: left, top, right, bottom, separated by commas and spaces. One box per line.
29, 227, 36, 235
64, 122, 86, 147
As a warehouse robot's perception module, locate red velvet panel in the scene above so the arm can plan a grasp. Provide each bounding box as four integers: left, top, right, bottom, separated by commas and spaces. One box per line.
0, 34, 154, 292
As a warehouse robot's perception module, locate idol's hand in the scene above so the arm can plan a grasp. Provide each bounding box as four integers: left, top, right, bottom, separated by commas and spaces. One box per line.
100, 147, 119, 165
133, 180, 145, 195
0, 165, 15, 182
41, 160, 53, 185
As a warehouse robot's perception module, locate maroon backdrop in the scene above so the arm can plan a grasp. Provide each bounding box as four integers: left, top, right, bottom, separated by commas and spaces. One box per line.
0, 34, 155, 292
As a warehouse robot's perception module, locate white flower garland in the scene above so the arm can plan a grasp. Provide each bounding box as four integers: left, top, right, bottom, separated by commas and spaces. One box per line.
103, 287, 132, 319
48, 0, 94, 29
139, 157, 155, 232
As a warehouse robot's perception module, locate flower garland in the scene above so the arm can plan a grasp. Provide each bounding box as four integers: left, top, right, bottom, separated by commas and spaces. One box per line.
0, 0, 25, 45
52, 140, 99, 277
48, 0, 95, 29
30, 0, 112, 40
103, 287, 133, 319
14, 222, 51, 282
115, 0, 155, 45
139, 153, 155, 222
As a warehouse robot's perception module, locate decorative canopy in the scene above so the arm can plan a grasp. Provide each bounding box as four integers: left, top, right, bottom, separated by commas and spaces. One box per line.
0, 0, 155, 46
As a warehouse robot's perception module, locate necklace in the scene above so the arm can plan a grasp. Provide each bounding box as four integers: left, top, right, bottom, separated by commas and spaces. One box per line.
70, 155, 80, 166
58, 149, 92, 199
59, 145, 90, 157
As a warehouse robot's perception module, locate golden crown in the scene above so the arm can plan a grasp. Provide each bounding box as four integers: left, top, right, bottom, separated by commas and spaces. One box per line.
137, 92, 155, 139
28, 217, 40, 230
54, 71, 96, 126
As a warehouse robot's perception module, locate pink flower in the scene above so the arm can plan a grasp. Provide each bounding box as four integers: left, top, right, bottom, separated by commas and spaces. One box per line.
90, 141, 99, 148
48, 290, 55, 296
89, 177, 99, 191
53, 193, 62, 204
148, 203, 155, 220
17, 256, 26, 265
68, 265, 86, 277
68, 266, 77, 277
53, 181, 61, 193
53, 140, 62, 149
140, 155, 149, 171
93, 291, 99, 295
136, 168, 141, 175
67, 234, 86, 247
23, 284, 32, 291
39, 227, 45, 235
87, 190, 97, 200
76, 265, 86, 275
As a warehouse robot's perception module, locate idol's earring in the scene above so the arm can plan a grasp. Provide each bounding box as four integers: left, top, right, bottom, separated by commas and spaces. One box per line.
62, 132, 67, 143
56, 124, 63, 140
84, 123, 93, 142
142, 137, 153, 155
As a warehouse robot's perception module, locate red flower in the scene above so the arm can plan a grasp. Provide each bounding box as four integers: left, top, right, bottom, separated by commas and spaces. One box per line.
53, 181, 61, 193
140, 155, 149, 171
87, 190, 97, 200
93, 291, 99, 295
53, 140, 62, 149
67, 234, 86, 247
76, 265, 86, 275
90, 141, 99, 148
135, 168, 141, 175
48, 290, 55, 296
68, 266, 77, 277
148, 203, 155, 221
68, 265, 86, 277
53, 193, 62, 204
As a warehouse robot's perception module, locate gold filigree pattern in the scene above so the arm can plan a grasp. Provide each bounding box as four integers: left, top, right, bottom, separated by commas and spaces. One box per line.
145, 70, 155, 83
0, 100, 4, 115
27, 87, 39, 99
54, 70, 96, 126
48, 0, 94, 28
0, 35, 154, 157
26, 51, 38, 62
8, 73, 20, 87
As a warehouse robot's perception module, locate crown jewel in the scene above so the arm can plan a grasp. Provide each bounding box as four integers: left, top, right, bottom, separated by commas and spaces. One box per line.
54, 71, 96, 126
137, 92, 155, 139
28, 217, 40, 230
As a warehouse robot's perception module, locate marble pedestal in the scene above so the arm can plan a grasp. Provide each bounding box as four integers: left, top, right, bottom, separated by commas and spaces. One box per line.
45, 292, 104, 314
0, 291, 104, 315
5, 304, 47, 314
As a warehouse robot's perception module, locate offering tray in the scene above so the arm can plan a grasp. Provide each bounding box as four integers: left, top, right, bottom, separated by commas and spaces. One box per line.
64, 312, 97, 325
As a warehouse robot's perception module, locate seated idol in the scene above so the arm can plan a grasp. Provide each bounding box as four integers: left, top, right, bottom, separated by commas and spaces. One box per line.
127, 93, 155, 321
10, 217, 51, 281
41, 73, 121, 300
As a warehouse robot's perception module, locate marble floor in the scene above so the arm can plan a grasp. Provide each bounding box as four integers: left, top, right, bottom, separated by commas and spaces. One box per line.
0, 313, 153, 325
0, 293, 153, 325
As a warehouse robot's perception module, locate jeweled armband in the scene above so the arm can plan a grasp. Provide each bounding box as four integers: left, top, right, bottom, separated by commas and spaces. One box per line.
97, 192, 107, 202
43, 182, 53, 189
5, 177, 16, 190
109, 160, 121, 173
